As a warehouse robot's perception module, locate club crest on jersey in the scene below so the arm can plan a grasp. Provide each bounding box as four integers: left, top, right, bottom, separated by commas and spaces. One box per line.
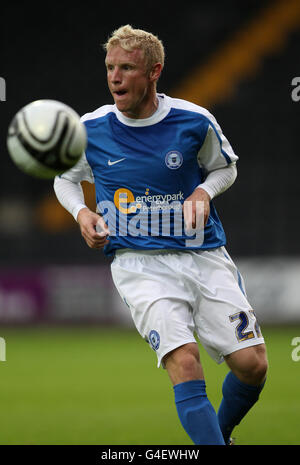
149, 330, 160, 351
165, 150, 183, 170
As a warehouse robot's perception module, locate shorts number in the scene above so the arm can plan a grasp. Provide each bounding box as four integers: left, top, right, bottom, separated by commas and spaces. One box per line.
229, 310, 262, 342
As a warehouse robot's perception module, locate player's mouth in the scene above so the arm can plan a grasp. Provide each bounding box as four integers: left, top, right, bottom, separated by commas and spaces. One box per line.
114, 90, 128, 98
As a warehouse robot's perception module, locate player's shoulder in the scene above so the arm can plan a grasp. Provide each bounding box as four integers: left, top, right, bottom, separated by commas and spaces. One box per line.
80, 104, 115, 124
165, 94, 215, 122
166, 96, 217, 126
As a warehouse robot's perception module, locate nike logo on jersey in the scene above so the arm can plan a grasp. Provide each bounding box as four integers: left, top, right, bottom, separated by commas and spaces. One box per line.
108, 158, 126, 166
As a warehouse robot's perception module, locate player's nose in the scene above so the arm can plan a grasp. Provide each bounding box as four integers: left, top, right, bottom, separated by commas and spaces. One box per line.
110, 67, 122, 84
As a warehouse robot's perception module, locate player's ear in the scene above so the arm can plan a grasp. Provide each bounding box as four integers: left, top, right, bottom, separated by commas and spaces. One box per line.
149, 63, 163, 82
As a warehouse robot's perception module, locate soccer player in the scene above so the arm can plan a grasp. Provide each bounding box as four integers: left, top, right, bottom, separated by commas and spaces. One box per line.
54, 25, 268, 445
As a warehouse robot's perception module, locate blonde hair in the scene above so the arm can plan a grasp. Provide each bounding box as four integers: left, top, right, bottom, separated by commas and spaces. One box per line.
103, 24, 165, 71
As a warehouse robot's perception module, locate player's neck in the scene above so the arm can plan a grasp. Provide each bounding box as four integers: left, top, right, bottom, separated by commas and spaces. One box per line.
123, 90, 159, 120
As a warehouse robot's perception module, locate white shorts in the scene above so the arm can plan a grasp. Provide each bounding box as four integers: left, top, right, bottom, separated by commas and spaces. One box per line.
111, 247, 264, 367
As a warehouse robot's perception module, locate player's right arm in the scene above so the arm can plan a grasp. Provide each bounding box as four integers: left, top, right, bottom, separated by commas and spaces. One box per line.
53, 153, 109, 249
77, 208, 109, 249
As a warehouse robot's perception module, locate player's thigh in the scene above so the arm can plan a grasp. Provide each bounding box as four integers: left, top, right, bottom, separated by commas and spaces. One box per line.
191, 248, 265, 364
141, 296, 197, 369
111, 252, 197, 368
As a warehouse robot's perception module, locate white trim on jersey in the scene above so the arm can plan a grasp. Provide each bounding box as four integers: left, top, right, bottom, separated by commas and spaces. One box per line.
197, 123, 238, 171
80, 104, 115, 124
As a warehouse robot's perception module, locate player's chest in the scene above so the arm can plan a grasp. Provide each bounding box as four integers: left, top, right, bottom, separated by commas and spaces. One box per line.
86, 122, 201, 185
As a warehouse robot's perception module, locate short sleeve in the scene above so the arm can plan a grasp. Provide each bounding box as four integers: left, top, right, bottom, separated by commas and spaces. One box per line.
59, 152, 94, 184
197, 113, 238, 173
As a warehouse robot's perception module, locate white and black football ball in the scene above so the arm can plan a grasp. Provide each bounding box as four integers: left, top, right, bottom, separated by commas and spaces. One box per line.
7, 99, 87, 179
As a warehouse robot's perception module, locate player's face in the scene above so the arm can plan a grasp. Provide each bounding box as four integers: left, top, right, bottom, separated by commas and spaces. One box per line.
105, 45, 156, 119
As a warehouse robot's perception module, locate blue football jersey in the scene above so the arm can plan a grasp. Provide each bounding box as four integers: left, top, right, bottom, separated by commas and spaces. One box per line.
63, 94, 238, 256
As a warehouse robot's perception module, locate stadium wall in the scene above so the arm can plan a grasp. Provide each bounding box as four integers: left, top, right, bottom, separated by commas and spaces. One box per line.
0, 259, 299, 325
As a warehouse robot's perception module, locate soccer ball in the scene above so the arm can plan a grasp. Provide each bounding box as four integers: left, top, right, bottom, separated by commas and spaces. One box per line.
7, 99, 87, 179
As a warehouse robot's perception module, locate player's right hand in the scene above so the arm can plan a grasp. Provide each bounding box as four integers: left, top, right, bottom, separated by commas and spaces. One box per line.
77, 208, 110, 249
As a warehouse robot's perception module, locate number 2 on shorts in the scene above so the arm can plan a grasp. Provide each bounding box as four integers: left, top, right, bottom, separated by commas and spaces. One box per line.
229, 310, 261, 342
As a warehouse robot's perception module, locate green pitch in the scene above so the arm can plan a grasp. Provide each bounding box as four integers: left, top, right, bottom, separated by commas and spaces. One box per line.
0, 325, 299, 445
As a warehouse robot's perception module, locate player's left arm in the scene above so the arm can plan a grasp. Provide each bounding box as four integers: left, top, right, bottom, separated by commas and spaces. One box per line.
184, 112, 238, 230
183, 164, 237, 229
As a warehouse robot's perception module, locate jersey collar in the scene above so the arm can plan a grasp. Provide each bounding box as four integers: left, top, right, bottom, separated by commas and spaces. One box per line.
114, 93, 170, 127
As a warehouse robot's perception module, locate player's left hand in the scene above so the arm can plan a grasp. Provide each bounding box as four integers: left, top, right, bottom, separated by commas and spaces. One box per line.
183, 187, 211, 231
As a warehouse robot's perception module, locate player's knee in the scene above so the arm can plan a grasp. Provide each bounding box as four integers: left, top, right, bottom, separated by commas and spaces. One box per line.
226, 344, 268, 386
163, 343, 203, 385
253, 345, 268, 382
178, 350, 200, 379
247, 355, 268, 385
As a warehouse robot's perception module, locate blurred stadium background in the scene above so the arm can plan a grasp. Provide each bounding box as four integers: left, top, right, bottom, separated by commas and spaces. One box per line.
0, 0, 300, 445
